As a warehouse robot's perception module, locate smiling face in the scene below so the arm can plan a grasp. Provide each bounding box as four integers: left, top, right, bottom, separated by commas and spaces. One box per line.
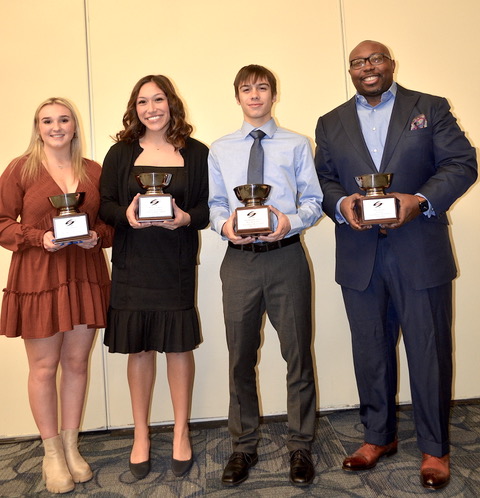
348, 41, 396, 106
135, 81, 171, 135
236, 77, 276, 127
37, 103, 76, 150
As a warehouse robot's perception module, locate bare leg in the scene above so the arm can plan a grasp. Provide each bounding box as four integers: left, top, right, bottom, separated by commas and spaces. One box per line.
128, 350, 156, 463
166, 351, 194, 460
59, 325, 96, 430
24, 334, 64, 439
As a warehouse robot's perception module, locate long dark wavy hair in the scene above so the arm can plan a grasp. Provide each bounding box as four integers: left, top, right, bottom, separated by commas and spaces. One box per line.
115, 75, 193, 150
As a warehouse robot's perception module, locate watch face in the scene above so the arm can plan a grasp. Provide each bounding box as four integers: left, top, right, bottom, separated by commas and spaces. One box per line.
419, 200, 429, 212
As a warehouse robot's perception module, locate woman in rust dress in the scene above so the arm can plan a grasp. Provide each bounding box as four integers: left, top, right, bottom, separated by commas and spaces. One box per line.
0, 98, 112, 494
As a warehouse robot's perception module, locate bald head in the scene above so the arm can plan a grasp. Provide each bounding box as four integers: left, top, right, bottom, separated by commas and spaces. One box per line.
349, 40, 392, 62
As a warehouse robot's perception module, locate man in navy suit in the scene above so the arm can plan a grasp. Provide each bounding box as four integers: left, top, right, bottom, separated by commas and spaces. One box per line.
315, 40, 477, 490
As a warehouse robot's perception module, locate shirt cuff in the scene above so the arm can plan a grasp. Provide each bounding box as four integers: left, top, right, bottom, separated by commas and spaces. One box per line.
335, 197, 348, 224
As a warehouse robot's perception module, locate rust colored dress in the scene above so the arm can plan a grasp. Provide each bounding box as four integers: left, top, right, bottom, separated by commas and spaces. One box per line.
0, 157, 112, 339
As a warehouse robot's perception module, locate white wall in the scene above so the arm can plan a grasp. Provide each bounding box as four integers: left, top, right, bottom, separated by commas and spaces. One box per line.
0, 0, 478, 437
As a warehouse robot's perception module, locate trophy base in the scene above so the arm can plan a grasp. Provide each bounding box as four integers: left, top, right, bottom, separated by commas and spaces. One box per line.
355, 195, 399, 225
234, 205, 273, 236
52, 213, 90, 242
138, 194, 173, 221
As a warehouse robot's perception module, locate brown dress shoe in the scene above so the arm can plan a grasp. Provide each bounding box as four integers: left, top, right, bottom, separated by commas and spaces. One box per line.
420, 453, 450, 490
342, 440, 398, 471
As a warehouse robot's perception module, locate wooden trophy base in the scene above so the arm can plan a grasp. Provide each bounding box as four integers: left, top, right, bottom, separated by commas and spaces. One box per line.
356, 195, 399, 225
234, 205, 273, 236
138, 194, 173, 221
53, 213, 90, 243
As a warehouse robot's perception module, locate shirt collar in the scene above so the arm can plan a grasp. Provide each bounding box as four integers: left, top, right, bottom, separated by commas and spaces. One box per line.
355, 81, 397, 109
241, 118, 277, 139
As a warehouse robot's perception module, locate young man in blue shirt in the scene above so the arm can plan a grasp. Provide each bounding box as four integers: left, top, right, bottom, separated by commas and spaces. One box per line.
208, 64, 323, 487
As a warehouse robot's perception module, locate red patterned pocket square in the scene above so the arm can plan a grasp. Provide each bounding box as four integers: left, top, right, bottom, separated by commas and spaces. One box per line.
410, 114, 427, 130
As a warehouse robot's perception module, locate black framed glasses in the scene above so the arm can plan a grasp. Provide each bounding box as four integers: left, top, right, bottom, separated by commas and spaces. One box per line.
350, 53, 392, 70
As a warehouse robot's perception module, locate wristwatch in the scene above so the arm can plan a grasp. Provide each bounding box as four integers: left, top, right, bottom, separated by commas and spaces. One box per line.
418, 198, 429, 213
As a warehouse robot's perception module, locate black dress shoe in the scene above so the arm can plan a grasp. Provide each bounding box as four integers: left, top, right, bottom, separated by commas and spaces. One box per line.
129, 458, 151, 480
289, 449, 315, 486
171, 455, 194, 477
221, 452, 258, 486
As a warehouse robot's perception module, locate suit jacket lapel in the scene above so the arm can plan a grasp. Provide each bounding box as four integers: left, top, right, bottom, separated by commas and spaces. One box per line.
338, 98, 377, 172
380, 85, 420, 172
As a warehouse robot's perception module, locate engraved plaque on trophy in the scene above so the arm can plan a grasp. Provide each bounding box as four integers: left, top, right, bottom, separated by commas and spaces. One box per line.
234, 184, 273, 236
49, 192, 90, 242
354, 173, 399, 225
136, 172, 173, 221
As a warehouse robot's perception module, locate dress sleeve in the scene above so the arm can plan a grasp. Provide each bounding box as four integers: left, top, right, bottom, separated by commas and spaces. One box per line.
0, 160, 46, 252
99, 144, 129, 228
92, 216, 114, 248
185, 141, 209, 230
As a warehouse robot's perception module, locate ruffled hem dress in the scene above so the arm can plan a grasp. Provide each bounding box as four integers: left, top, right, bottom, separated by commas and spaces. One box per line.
103, 165, 200, 354
0, 158, 112, 339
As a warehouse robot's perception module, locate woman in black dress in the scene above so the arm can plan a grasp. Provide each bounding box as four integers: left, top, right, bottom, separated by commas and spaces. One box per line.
100, 75, 209, 479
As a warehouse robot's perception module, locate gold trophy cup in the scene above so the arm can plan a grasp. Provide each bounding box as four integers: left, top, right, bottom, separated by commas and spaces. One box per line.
234, 183, 273, 236
49, 192, 90, 242
354, 173, 399, 225
136, 172, 173, 221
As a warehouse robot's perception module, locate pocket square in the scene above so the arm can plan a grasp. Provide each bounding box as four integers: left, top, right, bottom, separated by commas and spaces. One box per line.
410, 114, 427, 130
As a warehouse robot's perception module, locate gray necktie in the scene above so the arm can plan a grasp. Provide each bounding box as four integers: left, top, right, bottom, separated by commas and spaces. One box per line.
247, 130, 266, 184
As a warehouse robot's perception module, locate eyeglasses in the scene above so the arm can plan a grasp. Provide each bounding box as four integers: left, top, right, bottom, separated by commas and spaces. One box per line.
350, 53, 392, 70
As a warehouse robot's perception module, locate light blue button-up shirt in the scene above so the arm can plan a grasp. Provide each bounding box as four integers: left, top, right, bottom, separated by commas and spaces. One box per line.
208, 118, 323, 239
356, 82, 397, 171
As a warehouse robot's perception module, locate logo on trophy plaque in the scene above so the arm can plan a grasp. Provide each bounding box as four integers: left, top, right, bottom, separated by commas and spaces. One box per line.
234, 183, 273, 236
49, 192, 90, 243
136, 172, 173, 221
354, 173, 399, 225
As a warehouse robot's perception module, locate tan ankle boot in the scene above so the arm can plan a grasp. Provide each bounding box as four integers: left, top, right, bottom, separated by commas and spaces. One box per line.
42, 435, 75, 493
60, 429, 93, 483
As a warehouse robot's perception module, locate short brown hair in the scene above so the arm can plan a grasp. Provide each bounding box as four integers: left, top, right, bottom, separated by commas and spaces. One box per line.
233, 65, 277, 99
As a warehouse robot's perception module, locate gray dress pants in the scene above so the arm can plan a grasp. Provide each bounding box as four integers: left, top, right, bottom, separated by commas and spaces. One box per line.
220, 241, 316, 453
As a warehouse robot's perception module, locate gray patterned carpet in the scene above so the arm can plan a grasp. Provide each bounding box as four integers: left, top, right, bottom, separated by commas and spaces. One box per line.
1, 403, 479, 497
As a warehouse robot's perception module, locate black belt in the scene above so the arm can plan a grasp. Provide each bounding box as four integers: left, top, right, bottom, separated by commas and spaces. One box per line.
228, 234, 300, 253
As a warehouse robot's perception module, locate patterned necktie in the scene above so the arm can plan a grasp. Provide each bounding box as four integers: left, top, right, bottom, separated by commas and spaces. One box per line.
247, 129, 266, 184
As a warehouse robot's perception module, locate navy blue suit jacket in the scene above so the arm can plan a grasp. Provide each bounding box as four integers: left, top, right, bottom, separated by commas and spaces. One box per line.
315, 84, 477, 291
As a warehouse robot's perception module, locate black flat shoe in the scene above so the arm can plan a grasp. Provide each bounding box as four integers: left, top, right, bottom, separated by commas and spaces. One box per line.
171, 455, 194, 477
289, 449, 315, 486
129, 458, 151, 480
221, 452, 258, 486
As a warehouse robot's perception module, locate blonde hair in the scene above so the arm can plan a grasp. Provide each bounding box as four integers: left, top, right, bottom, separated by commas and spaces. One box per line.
19, 97, 87, 183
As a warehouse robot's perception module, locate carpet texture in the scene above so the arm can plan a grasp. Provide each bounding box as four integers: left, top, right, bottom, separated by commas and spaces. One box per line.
0, 403, 479, 496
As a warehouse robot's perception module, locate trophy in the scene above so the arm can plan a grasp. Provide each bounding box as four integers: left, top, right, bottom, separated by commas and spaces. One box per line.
136, 172, 173, 221
234, 184, 273, 236
354, 173, 399, 225
49, 192, 90, 242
